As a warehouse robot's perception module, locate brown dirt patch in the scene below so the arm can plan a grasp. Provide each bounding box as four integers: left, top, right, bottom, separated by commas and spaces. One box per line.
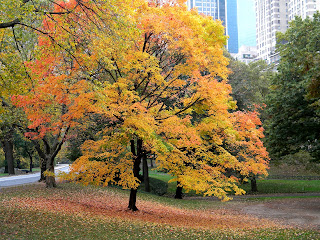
240, 198, 320, 230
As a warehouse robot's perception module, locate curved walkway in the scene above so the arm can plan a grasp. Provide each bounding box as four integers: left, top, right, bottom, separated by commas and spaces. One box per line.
0, 164, 69, 188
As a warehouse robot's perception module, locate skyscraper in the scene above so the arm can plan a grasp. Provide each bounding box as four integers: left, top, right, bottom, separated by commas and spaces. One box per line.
227, 0, 239, 53
255, 0, 320, 64
187, 0, 239, 53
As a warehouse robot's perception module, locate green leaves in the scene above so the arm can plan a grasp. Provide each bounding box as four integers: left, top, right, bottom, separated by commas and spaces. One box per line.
266, 13, 320, 161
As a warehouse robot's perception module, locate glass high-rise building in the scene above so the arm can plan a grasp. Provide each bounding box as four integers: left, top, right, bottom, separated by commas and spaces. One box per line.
187, 0, 239, 53
226, 0, 238, 53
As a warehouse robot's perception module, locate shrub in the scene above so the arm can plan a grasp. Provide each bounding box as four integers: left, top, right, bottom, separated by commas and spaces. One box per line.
140, 177, 168, 196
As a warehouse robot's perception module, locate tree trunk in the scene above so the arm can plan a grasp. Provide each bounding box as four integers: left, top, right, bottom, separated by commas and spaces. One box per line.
128, 189, 138, 211
250, 176, 258, 192
45, 158, 56, 188
175, 181, 183, 199
128, 138, 142, 211
2, 139, 15, 175
28, 152, 33, 172
142, 154, 150, 192
150, 155, 154, 168
16, 158, 21, 169
4, 161, 8, 173
39, 158, 46, 182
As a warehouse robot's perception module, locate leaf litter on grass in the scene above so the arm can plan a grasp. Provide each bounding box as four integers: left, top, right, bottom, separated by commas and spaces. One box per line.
0, 183, 319, 240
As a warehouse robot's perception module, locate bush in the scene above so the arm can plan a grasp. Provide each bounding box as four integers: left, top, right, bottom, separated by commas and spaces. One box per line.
140, 177, 168, 196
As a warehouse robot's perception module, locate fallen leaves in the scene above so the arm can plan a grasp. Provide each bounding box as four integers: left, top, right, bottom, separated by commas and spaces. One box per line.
1, 184, 280, 231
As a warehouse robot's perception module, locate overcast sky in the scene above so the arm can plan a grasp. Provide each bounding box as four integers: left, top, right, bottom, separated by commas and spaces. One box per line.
237, 0, 256, 47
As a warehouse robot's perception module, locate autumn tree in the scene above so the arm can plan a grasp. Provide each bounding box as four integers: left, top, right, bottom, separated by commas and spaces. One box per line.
0, 0, 75, 176
66, 0, 269, 211
11, 0, 139, 187
0, 7, 36, 174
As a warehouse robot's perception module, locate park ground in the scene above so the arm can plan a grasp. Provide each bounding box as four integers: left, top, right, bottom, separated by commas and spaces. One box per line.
1, 164, 320, 240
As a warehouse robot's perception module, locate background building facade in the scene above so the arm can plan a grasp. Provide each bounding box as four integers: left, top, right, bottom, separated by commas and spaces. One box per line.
255, 0, 320, 64
187, 0, 239, 53
235, 45, 258, 64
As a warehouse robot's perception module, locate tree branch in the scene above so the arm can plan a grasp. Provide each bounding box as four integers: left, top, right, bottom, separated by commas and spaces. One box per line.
156, 97, 202, 121
0, 19, 20, 29
51, 126, 70, 160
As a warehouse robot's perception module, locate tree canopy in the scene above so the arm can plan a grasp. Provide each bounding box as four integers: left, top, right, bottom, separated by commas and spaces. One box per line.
2, 0, 269, 210
266, 13, 320, 161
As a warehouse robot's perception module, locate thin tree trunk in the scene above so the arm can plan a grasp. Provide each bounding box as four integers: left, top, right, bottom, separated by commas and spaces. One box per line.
2, 139, 15, 175
175, 181, 183, 199
27, 152, 33, 172
4, 161, 8, 173
128, 139, 142, 211
142, 154, 150, 192
16, 158, 21, 169
39, 158, 46, 182
250, 176, 258, 192
150, 155, 154, 168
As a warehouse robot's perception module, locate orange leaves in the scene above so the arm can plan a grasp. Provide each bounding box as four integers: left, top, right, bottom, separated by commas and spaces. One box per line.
230, 110, 270, 177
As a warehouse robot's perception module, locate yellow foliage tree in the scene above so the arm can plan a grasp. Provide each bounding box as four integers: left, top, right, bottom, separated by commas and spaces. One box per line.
65, 0, 269, 211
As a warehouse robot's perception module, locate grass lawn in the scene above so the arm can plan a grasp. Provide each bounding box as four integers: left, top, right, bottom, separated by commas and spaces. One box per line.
240, 179, 320, 194
148, 170, 320, 197
0, 168, 41, 178
0, 183, 319, 240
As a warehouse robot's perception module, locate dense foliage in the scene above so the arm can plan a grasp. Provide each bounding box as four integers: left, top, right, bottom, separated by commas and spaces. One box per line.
266, 13, 320, 161
1, 0, 269, 210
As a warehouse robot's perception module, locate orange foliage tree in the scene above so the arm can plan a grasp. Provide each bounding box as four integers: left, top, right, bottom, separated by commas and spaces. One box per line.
11, 0, 137, 187
229, 110, 269, 192
66, 0, 269, 210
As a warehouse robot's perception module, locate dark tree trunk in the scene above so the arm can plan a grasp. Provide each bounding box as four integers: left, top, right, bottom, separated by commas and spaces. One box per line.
142, 154, 150, 192
16, 158, 21, 169
28, 152, 33, 172
250, 176, 258, 192
128, 138, 142, 211
175, 181, 183, 199
45, 158, 56, 188
2, 138, 15, 175
128, 189, 138, 211
4, 162, 8, 174
39, 158, 46, 182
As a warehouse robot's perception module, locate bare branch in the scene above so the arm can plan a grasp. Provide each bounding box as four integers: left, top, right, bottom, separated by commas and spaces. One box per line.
0, 19, 20, 29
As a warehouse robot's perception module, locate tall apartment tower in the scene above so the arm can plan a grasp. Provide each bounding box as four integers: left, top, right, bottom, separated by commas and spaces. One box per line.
288, 0, 320, 21
255, 0, 288, 64
255, 0, 320, 64
187, 0, 239, 53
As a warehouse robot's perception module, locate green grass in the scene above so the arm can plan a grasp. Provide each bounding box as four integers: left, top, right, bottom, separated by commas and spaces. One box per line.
136, 171, 320, 210
149, 170, 320, 196
0, 168, 40, 177
240, 179, 320, 194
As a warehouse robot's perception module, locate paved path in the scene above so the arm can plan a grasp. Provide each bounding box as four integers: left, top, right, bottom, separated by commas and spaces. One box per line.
0, 164, 70, 188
